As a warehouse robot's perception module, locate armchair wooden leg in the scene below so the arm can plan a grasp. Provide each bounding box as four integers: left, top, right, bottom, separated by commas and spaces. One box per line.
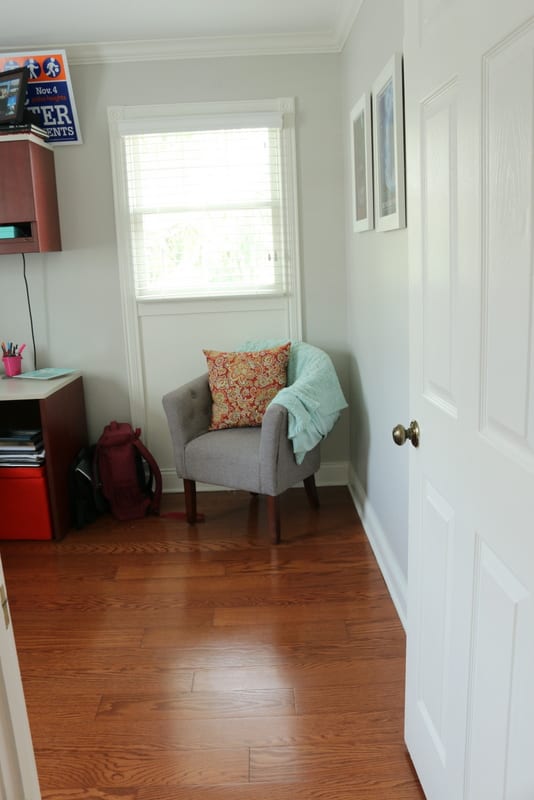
183, 479, 198, 524
266, 495, 281, 545
304, 474, 320, 509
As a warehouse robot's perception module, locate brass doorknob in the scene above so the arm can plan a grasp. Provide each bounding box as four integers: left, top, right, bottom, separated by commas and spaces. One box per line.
392, 420, 420, 448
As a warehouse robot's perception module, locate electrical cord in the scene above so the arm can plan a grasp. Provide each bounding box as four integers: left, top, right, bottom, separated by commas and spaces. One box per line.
22, 253, 37, 370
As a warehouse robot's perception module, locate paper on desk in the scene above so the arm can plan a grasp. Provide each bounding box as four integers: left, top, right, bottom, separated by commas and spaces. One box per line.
12, 368, 76, 380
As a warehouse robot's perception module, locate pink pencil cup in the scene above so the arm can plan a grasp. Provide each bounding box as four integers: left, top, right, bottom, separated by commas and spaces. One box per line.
3, 356, 22, 377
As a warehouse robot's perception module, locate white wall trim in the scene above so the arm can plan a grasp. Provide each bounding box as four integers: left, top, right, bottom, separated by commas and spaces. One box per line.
108, 97, 302, 433
348, 465, 408, 629
316, 460, 349, 487
107, 106, 147, 433
65, 33, 339, 65
162, 459, 349, 494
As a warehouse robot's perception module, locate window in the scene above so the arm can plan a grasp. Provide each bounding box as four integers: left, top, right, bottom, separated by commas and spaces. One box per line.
109, 100, 298, 302
108, 99, 301, 442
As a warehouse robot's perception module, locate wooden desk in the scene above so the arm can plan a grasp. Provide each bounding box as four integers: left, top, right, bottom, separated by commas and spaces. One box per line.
0, 373, 88, 539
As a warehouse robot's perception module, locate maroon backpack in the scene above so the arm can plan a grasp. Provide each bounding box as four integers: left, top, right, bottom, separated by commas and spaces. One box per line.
95, 421, 162, 521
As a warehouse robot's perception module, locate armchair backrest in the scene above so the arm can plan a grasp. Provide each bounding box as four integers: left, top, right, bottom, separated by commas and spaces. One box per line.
162, 374, 212, 474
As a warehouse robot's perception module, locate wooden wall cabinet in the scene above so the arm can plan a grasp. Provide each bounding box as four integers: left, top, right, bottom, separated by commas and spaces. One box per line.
0, 132, 61, 255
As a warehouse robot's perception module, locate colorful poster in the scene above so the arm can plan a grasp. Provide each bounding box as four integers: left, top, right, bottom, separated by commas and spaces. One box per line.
0, 50, 82, 144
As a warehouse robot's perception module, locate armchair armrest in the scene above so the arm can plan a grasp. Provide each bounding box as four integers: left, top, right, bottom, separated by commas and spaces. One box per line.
162, 374, 212, 476
260, 402, 321, 495
259, 402, 288, 495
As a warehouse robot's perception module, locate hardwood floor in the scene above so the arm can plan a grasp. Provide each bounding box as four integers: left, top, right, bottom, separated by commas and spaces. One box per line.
0, 486, 425, 799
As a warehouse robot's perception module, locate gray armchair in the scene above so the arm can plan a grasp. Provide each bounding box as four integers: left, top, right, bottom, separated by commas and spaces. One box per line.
162, 373, 321, 543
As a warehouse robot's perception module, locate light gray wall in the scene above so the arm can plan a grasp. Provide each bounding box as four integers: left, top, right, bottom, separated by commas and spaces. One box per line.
0, 53, 348, 465
341, 0, 410, 585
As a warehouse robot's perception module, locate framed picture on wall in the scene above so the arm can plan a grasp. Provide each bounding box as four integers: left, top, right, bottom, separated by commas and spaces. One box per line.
372, 53, 406, 231
350, 93, 374, 232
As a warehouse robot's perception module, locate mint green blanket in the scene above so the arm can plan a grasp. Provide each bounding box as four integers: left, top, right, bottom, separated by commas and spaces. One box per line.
240, 340, 348, 464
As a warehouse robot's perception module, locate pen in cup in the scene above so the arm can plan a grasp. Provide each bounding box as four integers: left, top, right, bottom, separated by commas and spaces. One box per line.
1, 342, 26, 357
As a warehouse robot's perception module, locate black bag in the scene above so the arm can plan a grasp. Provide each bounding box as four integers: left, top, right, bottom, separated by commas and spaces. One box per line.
69, 445, 108, 529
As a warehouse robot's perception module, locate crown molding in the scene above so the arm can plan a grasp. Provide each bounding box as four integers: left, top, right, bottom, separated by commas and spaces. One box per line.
64, 31, 340, 66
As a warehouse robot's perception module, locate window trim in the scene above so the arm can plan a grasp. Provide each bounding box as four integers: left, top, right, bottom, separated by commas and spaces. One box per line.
108, 98, 302, 428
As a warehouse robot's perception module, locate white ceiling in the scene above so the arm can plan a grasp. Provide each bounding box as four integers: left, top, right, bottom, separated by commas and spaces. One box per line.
0, 0, 363, 64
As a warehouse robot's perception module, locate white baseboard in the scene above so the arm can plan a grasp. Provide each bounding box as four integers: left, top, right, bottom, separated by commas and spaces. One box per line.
348, 465, 407, 630
161, 459, 349, 494
316, 460, 349, 486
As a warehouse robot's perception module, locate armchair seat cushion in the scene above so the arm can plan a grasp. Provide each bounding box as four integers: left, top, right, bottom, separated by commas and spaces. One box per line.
185, 427, 262, 494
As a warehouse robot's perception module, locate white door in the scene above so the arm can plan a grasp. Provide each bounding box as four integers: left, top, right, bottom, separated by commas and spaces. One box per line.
0, 557, 41, 800
403, 1, 534, 798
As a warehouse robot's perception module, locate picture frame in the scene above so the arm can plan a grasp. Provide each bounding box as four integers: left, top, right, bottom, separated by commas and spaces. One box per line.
350, 92, 374, 232
0, 66, 29, 126
372, 53, 406, 231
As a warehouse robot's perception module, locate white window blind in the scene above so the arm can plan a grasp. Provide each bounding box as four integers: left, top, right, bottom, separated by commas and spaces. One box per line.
121, 124, 288, 300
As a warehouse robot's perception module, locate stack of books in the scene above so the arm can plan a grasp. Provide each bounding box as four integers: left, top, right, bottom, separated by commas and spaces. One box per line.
0, 429, 45, 467
0, 124, 48, 140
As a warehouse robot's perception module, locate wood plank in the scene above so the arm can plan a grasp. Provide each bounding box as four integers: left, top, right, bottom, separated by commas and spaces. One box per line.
213, 598, 390, 626
29, 709, 406, 750
115, 562, 226, 579
36, 747, 249, 787
10, 607, 214, 630
223, 541, 378, 572
16, 636, 402, 672
24, 692, 101, 723
192, 656, 406, 692
249, 743, 416, 783
138, 781, 425, 800
142, 620, 349, 648
8, 626, 144, 649
295, 681, 406, 715
2, 554, 119, 581
6, 575, 387, 612
41, 791, 137, 800
180, 570, 387, 595
96, 688, 295, 720
23, 668, 194, 694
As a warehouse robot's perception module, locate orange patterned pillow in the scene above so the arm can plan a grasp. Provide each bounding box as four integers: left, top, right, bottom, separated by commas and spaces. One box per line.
204, 343, 291, 430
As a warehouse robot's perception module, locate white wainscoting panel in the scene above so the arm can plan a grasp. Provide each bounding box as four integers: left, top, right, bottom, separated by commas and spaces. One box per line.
415, 480, 455, 766
481, 26, 534, 463
465, 537, 531, 799
421, 81, 458, 419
